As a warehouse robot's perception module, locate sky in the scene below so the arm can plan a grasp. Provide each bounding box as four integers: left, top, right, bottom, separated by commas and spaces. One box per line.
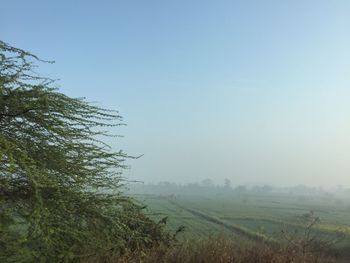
2, 0, 350, 187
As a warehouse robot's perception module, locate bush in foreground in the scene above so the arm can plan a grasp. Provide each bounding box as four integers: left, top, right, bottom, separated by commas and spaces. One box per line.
0, 41, 172, 262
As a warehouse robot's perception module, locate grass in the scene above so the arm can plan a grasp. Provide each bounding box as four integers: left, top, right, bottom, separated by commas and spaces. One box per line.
115, 236, 336, 263
132, 191, 350, 261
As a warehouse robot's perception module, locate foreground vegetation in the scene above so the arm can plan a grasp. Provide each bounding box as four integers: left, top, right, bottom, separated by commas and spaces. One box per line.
116, 236, 336, 263
0, 41, 172, 262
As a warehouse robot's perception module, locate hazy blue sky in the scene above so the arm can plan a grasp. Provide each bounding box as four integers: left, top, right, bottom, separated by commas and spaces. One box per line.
2, 1, 350, 186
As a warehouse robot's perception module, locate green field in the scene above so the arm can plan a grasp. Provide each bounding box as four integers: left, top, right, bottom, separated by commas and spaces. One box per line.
132, 190, 350, 259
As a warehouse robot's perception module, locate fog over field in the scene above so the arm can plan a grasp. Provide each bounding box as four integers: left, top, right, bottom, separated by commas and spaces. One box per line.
3, 1, 350, 188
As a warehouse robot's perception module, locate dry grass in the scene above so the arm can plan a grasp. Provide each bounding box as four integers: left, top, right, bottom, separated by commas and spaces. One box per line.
114, 236, 336, 263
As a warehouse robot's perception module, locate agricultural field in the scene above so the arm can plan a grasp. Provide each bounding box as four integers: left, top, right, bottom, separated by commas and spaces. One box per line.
130, 186, 350, 259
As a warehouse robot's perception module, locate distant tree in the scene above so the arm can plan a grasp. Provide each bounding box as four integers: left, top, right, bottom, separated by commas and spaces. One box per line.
235, 185, 247, 194
224, 178, 231, 190
261, 185, 273, 194
0, 41, 171, 262
336, 185, 343, 193
159, 181, 172, 186
201, 178, 214, 188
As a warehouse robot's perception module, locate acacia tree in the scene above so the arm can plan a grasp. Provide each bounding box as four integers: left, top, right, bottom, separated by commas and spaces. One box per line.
0, 41, 170, 262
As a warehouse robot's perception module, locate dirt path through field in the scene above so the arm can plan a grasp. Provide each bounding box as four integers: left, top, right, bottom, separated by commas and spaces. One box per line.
166, 199, 274, 243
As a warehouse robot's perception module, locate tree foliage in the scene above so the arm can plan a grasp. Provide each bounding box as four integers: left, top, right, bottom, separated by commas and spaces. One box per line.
0, 41, 171, 262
